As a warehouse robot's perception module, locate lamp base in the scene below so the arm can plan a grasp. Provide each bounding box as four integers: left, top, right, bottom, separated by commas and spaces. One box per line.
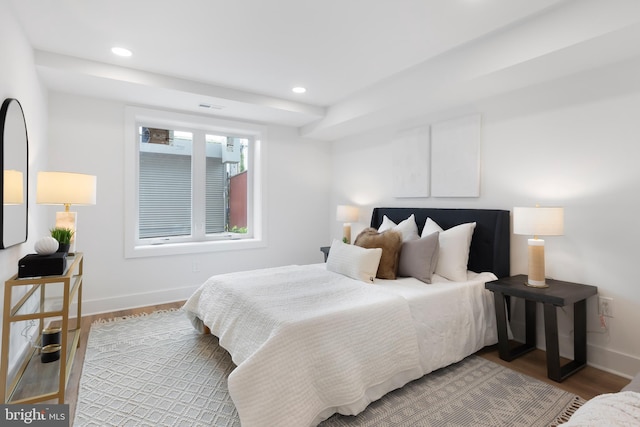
343, 223, 352, 244
526, 238, 547, 288
55, 211, 77, 253
525, 280, 549, 288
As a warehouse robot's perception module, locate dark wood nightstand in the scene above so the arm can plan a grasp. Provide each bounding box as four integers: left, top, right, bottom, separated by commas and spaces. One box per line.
485, 274, 597, 382
320, 246, 330, 262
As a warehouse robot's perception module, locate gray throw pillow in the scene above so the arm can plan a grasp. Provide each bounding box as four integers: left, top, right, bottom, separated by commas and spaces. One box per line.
398, 231, 439, 283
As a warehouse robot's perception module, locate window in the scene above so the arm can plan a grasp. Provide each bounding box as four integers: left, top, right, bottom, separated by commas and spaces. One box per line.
138, 129, 193, 240
124, 107, 266, 258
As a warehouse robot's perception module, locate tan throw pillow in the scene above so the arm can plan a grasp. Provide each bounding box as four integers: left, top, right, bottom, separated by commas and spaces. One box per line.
354, 228, 403, 279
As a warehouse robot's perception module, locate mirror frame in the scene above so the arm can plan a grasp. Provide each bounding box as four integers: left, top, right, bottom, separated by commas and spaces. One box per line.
1, 98, 29, 249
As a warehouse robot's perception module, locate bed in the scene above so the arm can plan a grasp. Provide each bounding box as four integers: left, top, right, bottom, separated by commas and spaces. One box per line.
183, 207, 511, 427
561, 373, 640, 425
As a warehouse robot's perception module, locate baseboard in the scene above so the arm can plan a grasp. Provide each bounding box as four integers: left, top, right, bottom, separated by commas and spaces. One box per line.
586, 343, 639, 379
75, 285, 199, 316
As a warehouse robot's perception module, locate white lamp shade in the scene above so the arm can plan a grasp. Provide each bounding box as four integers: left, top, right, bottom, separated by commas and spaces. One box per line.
513, 207, 564, 237
3, 169, 24, 204
36, 171, 97, 206
336, 205, 359, 223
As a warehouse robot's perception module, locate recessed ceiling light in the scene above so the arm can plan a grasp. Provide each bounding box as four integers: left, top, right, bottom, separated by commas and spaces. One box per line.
111, 47, 132, 57
292, 87, 306, 94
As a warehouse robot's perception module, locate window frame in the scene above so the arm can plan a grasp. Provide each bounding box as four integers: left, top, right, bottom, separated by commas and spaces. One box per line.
124, 107, 267, 258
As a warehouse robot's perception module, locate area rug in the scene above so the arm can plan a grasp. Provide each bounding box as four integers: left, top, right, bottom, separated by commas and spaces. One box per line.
74, 310, 583, 427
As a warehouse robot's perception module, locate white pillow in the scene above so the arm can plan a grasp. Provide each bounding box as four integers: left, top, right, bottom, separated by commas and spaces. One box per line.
421, 218, 476, 282
326, 239, 382, 283
377, 214, 419, 242
378, 215, 396, 233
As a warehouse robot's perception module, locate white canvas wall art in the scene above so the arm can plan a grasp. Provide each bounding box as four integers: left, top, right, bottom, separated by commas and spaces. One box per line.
392, 126, 430, 198
431, 114, 481, 197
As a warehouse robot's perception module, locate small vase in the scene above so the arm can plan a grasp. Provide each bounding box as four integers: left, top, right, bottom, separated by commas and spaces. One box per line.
56, 243, 70, 254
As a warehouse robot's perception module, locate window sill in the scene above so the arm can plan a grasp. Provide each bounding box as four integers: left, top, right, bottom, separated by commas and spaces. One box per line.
125, 238, 266, 258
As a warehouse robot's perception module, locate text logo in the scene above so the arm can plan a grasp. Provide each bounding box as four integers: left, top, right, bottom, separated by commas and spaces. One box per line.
1, 405, 68, 426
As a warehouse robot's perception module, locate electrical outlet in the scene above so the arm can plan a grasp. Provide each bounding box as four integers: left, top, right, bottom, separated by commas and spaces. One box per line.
598, 296, 613, 318
192, 261, 199, 273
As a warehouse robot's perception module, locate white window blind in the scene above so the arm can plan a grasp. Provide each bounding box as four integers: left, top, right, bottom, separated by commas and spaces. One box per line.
139, 151, 192, 239
205, 157, 225, 234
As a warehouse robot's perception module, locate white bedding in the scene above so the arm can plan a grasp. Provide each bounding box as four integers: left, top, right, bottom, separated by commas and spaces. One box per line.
373, 270, 499, 374
561, 391, 640, 426
183, 264, 498, 427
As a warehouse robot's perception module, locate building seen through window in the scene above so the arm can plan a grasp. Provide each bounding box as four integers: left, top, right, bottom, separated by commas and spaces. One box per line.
138, 126, 249, 242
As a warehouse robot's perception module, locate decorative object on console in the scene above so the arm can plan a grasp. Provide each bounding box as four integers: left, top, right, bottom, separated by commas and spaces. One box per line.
40, 344, 61, 363
41, 326, 62, 363
34, 236, 59, 255
50, 227, 74, 254
336, 204, 359, 244
42, 327, 61, 346
36, 171, 96, 252
18, 252, 67, 278
513, 206, 564, 288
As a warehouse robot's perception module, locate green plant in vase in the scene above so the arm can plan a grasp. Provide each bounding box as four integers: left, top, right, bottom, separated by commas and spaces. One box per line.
50, 227, 74, 254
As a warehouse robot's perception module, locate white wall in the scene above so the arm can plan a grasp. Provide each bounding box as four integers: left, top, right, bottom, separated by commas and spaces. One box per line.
0, 0, 50, 370
0, 2, 49, 275
45, 92, 332, 314
329, 64, 640, 378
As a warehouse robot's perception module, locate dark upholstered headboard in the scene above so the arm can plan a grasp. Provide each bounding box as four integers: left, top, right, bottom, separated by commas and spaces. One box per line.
370, 207, 510, 278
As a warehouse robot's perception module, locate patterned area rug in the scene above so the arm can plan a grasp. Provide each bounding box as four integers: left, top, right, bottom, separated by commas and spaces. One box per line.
75, 310, 583, 427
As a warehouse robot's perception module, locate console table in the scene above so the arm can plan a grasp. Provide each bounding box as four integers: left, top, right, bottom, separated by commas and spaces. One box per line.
0, 253, 84, 403
485, 274, 597, 382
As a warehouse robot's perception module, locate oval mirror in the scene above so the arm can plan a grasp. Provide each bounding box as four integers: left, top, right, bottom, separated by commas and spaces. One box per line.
1, 98, 29, 249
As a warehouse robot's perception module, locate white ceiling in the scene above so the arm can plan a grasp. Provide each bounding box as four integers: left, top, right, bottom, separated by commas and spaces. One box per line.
10, 0, 640, 140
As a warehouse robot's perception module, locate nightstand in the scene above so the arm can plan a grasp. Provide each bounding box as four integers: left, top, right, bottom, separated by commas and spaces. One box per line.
320, 246, 330, 262
485, 274, 597, 382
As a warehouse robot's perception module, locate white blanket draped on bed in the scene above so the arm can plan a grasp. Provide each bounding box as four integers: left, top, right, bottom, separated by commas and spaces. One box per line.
183, 265, 423, 427
561, 391, 640, 426
374, 270, 499, 374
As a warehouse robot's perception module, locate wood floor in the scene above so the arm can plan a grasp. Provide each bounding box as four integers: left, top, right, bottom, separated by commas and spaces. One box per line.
476, 346, 630, 400
64, 301, 630, 424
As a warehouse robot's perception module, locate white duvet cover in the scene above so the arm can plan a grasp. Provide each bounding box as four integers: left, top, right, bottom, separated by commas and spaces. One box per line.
183, 264, 498, 427
562, 391, 640, 426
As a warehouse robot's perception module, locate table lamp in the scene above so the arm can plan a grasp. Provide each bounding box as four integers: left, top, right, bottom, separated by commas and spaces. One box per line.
513, 206, 564, 288
36, 171, 97, 251
336, 205, 359, 244
3, 170, 24, 205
